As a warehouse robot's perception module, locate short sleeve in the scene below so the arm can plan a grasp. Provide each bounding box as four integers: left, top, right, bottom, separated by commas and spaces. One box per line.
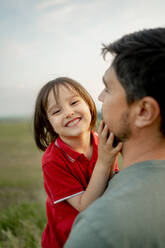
43, 160, 84, 204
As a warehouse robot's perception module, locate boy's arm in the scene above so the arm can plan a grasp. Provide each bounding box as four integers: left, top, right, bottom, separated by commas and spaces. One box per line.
67, 121, 122, 212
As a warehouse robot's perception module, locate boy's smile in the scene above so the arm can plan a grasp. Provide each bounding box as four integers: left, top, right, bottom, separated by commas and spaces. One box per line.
65, 117, 81, 127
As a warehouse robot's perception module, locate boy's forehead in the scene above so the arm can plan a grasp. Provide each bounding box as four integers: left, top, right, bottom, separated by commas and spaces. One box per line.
49, 84, 79, 103
58, 83, 79, 96
46, 84, 78, 111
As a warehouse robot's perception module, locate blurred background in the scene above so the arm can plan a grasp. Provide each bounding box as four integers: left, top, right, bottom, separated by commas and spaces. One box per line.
0, 0, 165, 247
1, 0, 165, 118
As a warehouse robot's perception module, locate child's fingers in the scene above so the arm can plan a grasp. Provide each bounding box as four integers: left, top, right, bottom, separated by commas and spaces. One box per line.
107, 132, 115, 146
100, 124, 109, 143
107, 133, 123, 152
97, 120, 104, 136
113, 142, 123, 154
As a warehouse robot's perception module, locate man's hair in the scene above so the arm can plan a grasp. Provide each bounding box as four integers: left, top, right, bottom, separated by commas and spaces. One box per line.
102, 27, 165, 135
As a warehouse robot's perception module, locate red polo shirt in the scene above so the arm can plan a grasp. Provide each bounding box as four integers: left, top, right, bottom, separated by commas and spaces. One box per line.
41, 131, 118, 248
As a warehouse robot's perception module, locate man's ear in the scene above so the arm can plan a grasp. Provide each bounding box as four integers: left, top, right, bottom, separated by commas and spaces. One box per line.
134, 97, 160, 128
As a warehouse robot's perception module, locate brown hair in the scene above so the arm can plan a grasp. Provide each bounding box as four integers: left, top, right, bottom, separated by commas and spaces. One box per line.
33, 77, 97, 151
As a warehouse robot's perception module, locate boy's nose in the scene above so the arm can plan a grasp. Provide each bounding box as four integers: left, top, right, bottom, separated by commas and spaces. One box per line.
65, 107, 74, 118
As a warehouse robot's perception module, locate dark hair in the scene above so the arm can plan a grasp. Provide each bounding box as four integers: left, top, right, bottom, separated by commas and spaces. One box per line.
33, 77, 97, 151
102, 27, 165, 135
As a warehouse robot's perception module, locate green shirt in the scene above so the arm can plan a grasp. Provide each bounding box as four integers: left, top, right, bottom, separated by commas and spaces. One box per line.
65, 160, 165, 248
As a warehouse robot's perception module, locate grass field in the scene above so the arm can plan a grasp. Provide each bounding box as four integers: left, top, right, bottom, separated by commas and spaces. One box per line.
0, 120, 46, 248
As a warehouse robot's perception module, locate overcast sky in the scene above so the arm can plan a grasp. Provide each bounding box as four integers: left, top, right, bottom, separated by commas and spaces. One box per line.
1, 0, 165, 118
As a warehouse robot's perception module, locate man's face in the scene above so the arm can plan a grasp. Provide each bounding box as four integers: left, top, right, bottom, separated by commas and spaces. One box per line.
98, 66, 132, 144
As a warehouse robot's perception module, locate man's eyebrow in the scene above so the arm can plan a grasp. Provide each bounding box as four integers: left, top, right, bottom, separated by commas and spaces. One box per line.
102, 77, 107, 87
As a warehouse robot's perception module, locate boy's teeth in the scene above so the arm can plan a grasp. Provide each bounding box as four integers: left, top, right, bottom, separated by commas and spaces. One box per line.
67, 118, 79, 127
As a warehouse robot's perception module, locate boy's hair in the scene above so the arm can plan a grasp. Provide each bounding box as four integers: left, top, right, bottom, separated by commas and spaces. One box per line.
34, 77, 97, 151
102, 27, 165, 136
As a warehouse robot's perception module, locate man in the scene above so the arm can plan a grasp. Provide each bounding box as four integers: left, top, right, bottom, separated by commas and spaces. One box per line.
65, 28, 165, 247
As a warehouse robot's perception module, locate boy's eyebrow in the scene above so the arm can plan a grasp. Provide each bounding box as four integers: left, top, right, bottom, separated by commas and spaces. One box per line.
47, 104, 59, 113
47, 94, 79, 113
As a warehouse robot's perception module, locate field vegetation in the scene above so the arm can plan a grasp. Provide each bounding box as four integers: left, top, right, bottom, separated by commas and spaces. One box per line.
0, 120, 46, 248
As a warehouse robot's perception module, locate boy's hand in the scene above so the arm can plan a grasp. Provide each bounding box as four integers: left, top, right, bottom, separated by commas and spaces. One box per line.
97, 120, 122, 170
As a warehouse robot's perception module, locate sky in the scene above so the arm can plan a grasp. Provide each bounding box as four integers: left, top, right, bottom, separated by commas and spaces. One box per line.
0, 0, 165, 118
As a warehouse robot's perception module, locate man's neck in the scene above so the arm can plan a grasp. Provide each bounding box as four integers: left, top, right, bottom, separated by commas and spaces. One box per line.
121, 132, 165, 169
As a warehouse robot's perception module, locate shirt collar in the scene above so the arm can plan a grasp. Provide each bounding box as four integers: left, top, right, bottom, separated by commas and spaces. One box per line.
55, 131, 98, 163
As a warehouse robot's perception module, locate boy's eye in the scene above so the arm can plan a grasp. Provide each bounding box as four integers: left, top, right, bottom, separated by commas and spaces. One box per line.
71, 100, 79, 105
53, 109, 60, 115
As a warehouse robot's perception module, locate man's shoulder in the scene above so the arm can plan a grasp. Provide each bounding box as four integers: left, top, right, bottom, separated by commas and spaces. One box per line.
79, 160, 165, 238
65, 160, 165, 248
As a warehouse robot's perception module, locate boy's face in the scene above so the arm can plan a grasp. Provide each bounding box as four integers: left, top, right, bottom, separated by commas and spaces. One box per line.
46, 84, 92, 140
98, 66, 132, 144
